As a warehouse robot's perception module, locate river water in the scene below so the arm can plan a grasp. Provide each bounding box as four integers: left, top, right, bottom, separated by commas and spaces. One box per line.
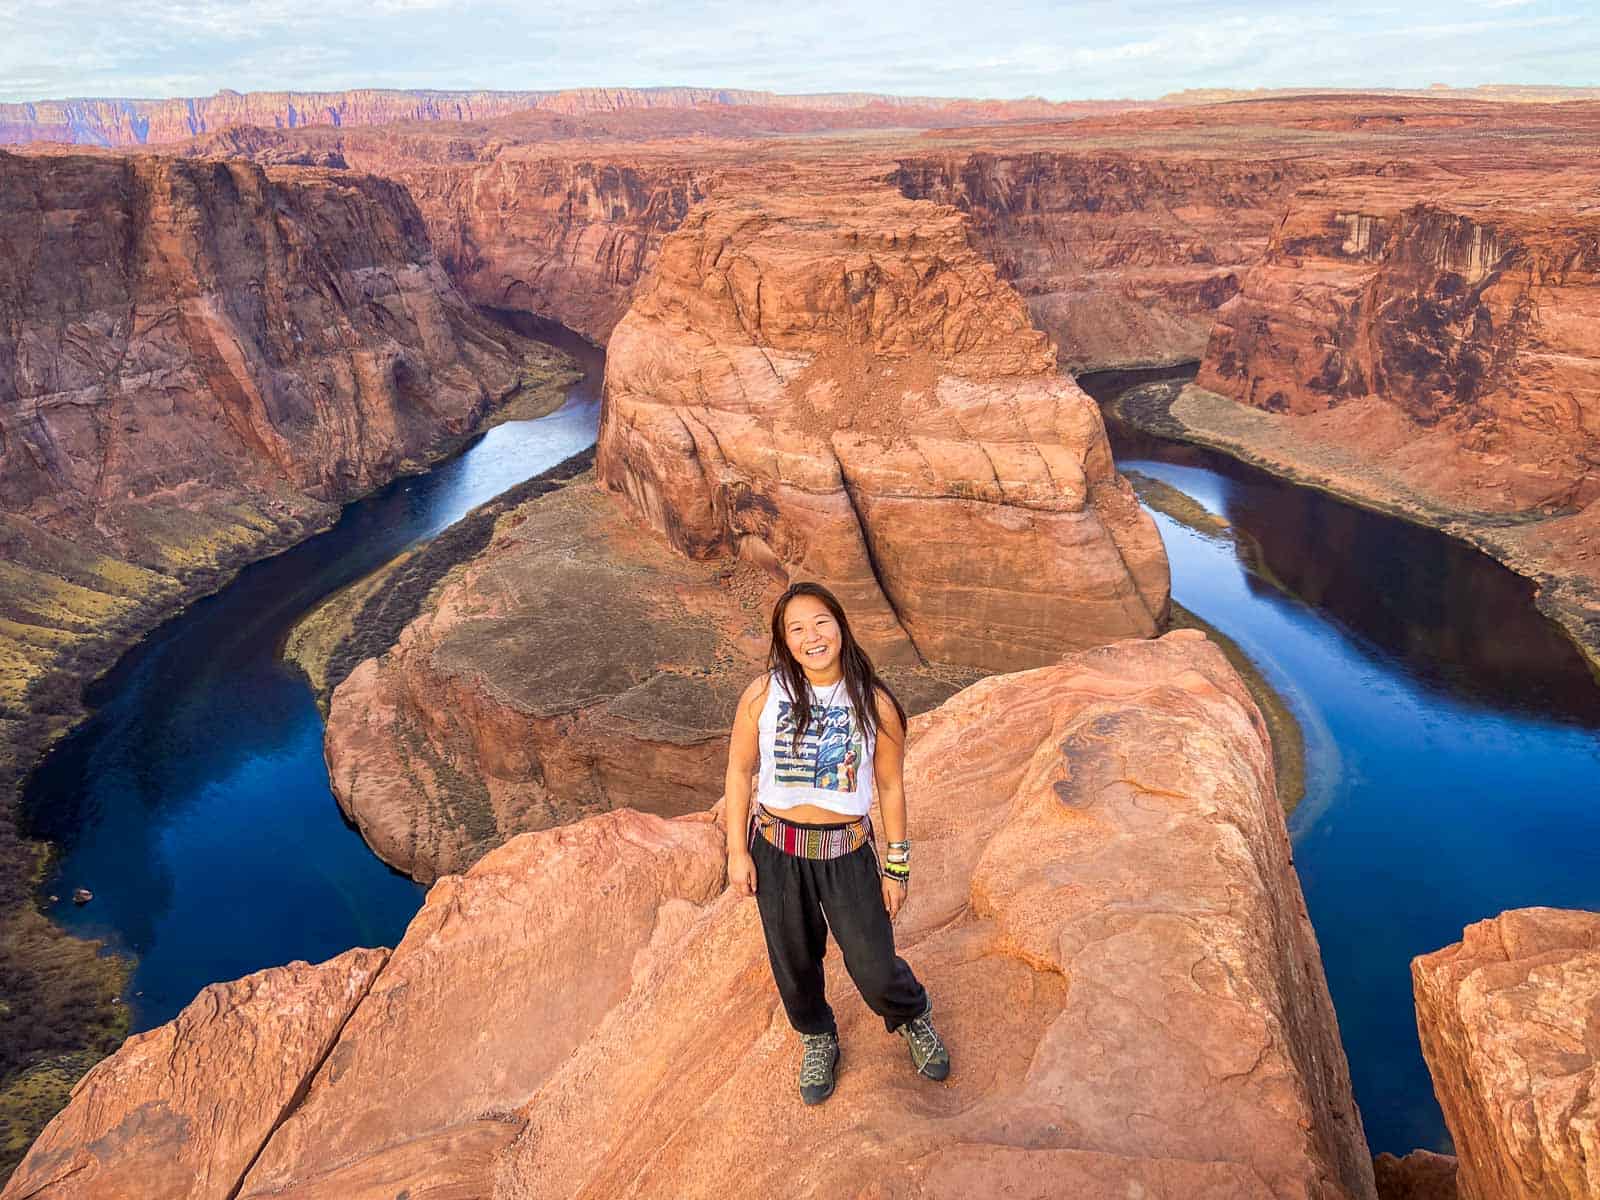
1082, 369, 1600, 1155
21, 316, 603, 1033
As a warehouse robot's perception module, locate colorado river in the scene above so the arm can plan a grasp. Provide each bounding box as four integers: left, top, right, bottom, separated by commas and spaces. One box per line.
1082, 368, 1600, 1156
21, 316, 603, 1033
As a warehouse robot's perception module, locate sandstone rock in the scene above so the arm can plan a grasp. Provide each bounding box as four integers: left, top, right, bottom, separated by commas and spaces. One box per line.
597, 182, 1169, 670
13, 633, 1378, 1199
1412, 907, 1600, 1200
1374, 1150, 1459, 1200
322, 475, 771, 882
0, 148, 535, 757
0, 87, 1118, 150
892, 151, 1319, 370
2, 947, 386, 1199
1197, 170, 1600, 516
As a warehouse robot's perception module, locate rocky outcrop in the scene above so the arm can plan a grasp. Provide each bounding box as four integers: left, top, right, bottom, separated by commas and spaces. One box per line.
598, 181, 1169, 669
1373, 1151, 1459, 1200
1412, 908, 1600, 1200
1173, 168, 1600, 664
4, 947, 387, 1198
7, 633, 1377, 1200
893, 151, 1321, 369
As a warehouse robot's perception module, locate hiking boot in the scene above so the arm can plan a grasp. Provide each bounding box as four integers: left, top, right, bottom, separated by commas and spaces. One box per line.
897, 1004, 950, 1081
797, 1031, 840, 1105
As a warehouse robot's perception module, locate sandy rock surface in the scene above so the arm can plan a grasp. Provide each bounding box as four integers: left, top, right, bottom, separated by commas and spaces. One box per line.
12, 633, 1376, 1200
598, 180, 1169, 670
1412, 907, 1600, 1200
2, 948, 387, 1199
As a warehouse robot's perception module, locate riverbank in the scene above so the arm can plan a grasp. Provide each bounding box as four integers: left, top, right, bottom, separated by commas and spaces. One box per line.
0, 342, 579, 1184
284, 446, 597, 711
1112, 380, 1600, 679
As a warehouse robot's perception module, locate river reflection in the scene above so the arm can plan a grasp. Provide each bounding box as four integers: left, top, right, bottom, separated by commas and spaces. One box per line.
22, 317, 603, 1031
1080, 368, 1600, 1155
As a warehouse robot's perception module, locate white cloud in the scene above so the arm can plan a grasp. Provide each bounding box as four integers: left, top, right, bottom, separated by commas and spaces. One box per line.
0, 0, 1593, 105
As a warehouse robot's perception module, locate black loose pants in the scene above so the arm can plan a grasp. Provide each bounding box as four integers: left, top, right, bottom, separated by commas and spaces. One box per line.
751, 831, 928, 1036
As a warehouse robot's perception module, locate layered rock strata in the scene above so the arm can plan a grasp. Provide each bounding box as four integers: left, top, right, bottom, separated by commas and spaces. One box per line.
893, 151, 1320, 370
1181, 168, 1600, 661
598, 182, 1169, 670
0, 146, 541, 1166
1412, 908, 1600, 1200
0, 148, 536, 771
7, 633, 1377, 1200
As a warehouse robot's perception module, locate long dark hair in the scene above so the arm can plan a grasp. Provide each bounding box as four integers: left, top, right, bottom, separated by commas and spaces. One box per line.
768, 581, 906, 753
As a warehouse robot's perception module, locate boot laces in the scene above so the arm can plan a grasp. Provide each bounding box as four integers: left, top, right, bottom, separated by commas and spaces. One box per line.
799, 1032, 836, 1086
904, 1012, 944, 1061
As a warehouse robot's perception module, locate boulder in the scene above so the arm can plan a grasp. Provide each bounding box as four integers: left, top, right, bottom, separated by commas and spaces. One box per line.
1412, 907, 1600, 1200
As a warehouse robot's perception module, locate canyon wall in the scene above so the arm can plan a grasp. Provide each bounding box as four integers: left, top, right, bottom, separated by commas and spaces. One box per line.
1199, 168, 1600, 506
7, 634, 1377, 1200
0, 149, 537, 762
598, 180, 1169, 667
892, 150, 1322, 370
1412, 908, 1600, 1200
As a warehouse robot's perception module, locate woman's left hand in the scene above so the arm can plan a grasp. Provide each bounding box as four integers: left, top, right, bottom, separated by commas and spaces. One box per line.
882, 874, 907, 920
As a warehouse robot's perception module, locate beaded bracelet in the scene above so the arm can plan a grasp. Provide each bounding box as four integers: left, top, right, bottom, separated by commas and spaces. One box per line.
882, 860, 911, 884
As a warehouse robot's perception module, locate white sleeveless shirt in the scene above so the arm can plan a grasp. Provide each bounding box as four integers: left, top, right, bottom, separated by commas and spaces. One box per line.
756, 671, 875, 817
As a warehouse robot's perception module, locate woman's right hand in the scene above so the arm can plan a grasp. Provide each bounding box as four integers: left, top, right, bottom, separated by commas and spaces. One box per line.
727, 849, 758, 897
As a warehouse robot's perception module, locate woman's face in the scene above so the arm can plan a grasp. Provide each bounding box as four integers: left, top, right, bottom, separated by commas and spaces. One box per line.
782, 594, 843, 680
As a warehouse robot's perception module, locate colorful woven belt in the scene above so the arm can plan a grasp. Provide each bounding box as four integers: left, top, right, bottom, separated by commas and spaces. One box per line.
751, 805, 871, 859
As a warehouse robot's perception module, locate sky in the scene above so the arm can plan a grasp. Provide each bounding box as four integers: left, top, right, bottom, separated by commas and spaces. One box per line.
1, 0, 1594, 105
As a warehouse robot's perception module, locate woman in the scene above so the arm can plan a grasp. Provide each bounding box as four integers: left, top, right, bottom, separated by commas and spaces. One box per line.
724, 581, 950, 1105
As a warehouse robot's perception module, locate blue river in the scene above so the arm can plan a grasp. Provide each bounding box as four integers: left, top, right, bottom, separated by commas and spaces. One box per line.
22, 316, 603, 1032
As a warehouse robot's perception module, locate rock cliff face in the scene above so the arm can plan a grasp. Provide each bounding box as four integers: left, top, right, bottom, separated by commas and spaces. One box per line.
1412, 908, 1600, 1200
598, 182, 1169, 668
893, 151, 1321, 370
390, 153, 714, 343
1184, 166, 1600, 663
1199, 170, 1600, 506
0, 146, 534, 878
7, 634, 1377, 1200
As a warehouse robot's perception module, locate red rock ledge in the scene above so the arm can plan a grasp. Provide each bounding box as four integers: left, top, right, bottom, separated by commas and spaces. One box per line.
8, 633, 1375, 1200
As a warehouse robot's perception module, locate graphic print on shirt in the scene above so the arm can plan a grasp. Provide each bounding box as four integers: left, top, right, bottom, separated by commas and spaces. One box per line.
774, 701, 862, 792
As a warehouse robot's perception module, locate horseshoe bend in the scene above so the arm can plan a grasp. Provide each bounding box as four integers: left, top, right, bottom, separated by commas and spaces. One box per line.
3, 88, 1600, 1198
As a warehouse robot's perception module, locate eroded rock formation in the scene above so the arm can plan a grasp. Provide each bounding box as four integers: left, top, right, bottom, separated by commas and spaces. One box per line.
0, 148, 538, 777
893, 151, 1319, 370
598, 181, 1169, 669
7, 634, 1377, 1200
1412, 907, 1600, 1200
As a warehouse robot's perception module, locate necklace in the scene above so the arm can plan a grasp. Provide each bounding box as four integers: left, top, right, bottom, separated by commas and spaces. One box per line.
812, 676, 845, 711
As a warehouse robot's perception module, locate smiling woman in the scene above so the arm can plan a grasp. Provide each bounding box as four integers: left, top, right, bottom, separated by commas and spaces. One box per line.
721, 581, 950, 1107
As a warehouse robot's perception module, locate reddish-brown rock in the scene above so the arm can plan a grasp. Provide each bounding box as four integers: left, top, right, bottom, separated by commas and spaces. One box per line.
1198, 169, 1600, 512
0, 86, 1131, 150
892, 151, 1320, 370
1412, 908, 1600, 1200
598, 181, 1169, 669
9, 633, 1377, 1200
1374, 1150, 1460, 1200
0, 147, 537, 791
322, 476, 773, 883
2, 947, 386, 1199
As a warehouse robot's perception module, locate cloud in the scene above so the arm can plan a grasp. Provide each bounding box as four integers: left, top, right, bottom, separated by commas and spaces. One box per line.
0, 0, 1593, 105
